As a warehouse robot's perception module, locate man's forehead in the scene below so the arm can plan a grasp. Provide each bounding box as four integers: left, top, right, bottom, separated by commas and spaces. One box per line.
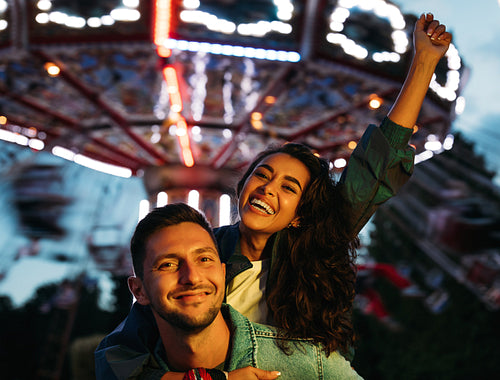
146, 223, 217, 255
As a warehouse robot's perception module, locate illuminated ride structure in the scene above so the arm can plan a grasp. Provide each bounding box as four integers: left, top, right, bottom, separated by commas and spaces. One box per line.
0, 0, 467, 218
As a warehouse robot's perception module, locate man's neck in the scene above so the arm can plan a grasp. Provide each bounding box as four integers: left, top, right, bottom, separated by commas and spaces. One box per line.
158, 312, 230, 372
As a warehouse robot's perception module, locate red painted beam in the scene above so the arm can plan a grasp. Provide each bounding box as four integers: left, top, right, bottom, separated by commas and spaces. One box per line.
32, 50, 169, 165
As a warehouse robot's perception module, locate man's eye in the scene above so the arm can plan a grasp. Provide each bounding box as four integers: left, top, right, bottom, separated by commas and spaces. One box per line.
158, 262, 176, 269
200, 257, 214, 263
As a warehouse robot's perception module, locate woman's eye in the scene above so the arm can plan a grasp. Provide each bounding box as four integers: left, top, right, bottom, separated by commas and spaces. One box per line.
283, 184, 297, 193
254, 171, 268, 179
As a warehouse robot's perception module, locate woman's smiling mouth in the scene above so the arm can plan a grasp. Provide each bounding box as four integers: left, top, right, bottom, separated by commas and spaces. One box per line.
249, 198, 275, 215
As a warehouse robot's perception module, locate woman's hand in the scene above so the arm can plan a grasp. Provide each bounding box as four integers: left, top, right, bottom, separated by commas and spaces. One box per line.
161, 367, 280, 380
387, 12, 453, 129
161, 372, 185, 380
414, 13, 452, 62
228, 366, 281, 379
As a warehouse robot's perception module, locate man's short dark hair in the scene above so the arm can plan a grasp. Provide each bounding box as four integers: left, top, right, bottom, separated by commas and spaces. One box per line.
130, 203, 217, 279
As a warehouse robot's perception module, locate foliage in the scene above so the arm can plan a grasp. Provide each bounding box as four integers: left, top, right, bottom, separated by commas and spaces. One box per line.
352, 214, 500, 379
0, 275, 131, 379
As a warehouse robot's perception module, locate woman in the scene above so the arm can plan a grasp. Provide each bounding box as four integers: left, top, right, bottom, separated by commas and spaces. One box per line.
96, 13, 452, 379
222, 141, 359, 357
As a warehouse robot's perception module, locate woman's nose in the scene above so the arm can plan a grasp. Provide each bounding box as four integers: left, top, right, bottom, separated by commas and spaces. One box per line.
260, 181, 276, 196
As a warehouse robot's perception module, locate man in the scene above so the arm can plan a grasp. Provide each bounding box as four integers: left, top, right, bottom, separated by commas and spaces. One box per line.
95, 203, 362, 379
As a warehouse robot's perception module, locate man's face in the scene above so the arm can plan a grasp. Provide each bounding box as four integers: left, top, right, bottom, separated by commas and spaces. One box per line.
130, 222, 225, 332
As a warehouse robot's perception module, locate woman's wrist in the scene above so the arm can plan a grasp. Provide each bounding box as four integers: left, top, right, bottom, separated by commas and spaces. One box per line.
411, 51, 440, 76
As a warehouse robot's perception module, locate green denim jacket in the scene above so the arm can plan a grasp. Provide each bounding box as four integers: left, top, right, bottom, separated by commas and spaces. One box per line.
217, 117, 415, 286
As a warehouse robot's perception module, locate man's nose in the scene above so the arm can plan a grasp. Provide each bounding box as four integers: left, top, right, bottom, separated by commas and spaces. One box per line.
178, 261, 201, 284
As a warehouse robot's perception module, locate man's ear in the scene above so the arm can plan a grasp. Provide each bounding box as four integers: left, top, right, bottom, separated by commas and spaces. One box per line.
128, 276, 150, 305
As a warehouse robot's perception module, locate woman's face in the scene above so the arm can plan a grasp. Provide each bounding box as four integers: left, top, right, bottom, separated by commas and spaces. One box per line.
238, 153, 310, 235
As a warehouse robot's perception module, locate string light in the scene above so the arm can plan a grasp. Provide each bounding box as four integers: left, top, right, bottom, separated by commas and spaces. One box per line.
219, 194, 231, 227
348, 141, 357, 150
368, 94, 383, 109
177, 118, 194, 167
154, 0, 172, 57
163, 39, 300, 62
157, 191, 168, 207
327, 0, 462, 102
52, 145, 132, 178
328, 0, 407, 61
162, 66, 195, 168
138, 200, 150, 222
334, 158, 347, 168
44, 62, 60, 77
34, 0, 140, 29
188, 190, 200, 210
179, 0, 294, 37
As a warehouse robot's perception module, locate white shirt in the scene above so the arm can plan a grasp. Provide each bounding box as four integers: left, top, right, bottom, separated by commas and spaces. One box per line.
226, 259, 270, 324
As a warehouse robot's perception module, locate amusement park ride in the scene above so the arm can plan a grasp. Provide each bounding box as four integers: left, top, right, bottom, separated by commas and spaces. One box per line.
0, 0, 466, 199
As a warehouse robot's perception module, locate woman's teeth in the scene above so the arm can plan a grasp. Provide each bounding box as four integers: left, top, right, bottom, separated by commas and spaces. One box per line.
250, 198, 275, 215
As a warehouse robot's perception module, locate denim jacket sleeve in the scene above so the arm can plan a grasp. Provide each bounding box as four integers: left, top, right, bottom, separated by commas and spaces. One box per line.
339, 117, 415, 235
224, 304, 363, 379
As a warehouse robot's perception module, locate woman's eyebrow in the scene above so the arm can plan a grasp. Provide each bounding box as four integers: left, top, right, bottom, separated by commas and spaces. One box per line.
257, 163, 273, 172
284, 175, 303, 191
257, 163, 303, 191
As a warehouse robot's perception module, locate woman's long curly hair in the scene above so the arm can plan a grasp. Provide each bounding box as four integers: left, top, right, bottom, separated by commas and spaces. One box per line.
237, 143, 359, 357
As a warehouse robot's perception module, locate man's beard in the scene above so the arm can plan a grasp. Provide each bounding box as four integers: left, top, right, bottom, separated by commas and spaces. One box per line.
156, 305, 220, 333
151, 285, 223, 333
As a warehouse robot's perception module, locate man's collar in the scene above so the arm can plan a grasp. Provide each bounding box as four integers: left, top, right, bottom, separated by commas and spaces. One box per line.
221, 304, 257, 370
151, 304, 254, 373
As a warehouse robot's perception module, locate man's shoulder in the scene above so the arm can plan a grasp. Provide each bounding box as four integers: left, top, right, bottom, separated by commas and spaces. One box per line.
96, 303, 157, 352
248, 320, 278, 337
221, 305, 363, 378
